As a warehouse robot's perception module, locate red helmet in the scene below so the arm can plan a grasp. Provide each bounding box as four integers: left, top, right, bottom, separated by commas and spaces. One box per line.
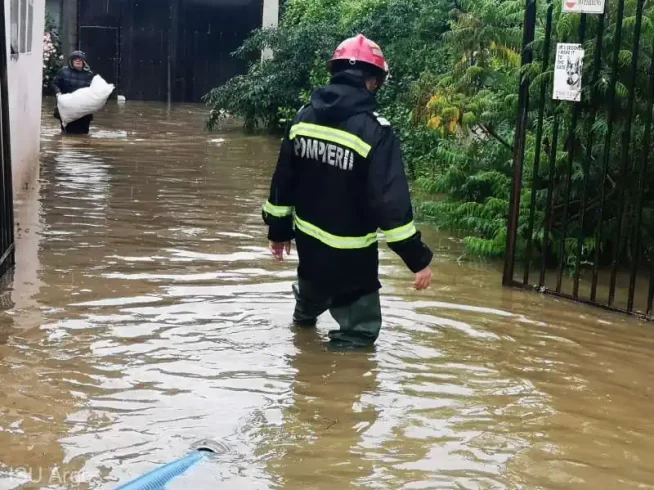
329, 34, 389, 78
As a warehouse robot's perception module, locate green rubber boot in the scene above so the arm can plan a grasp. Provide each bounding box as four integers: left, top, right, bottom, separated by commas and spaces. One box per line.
328, 291, 382, 350
292, 280, 330, 327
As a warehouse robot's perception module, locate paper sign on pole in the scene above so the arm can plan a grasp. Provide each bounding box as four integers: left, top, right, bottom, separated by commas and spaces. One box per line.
563, 0, 605, 14
553, 43, 584, 102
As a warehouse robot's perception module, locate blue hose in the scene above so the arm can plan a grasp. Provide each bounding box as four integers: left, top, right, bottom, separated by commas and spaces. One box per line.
114, 449, 212, 490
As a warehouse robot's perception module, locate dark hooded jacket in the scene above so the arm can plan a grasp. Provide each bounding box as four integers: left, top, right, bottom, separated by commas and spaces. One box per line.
52, 51, 94, 95
263, 72, 433, 296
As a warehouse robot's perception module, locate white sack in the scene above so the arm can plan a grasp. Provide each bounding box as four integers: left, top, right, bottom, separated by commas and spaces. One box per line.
57, 75, 115, 126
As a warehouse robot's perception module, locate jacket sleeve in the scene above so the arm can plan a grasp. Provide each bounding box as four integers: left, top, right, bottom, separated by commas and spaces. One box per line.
51, 70, 63, 95
367, 128, 433, 273
262, 125, 296, 242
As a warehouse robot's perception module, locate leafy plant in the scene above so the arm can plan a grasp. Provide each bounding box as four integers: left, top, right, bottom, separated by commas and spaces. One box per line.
204, 0, 654, 274
43, 13, 63, 95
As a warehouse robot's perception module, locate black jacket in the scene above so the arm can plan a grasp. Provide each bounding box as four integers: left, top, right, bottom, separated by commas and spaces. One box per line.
52, 64, 94, 95
263, 73, 433, 295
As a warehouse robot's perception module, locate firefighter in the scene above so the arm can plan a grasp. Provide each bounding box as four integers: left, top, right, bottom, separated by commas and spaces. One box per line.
262, 34, 434, 349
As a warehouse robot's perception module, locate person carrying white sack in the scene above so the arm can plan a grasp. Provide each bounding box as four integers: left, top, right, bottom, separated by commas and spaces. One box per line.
52, 51, 113, 134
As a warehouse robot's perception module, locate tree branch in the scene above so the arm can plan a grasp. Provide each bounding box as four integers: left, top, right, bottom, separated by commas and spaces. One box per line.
551, 171, 617, 213
479, 124, 514, 151
551, 186, 619, 229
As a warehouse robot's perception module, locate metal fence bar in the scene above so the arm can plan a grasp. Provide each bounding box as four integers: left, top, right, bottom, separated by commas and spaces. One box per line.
0, 157, 7, 265
556, 15, 587, 293
0, 4, 8, 264
0, 0, 15, 276
0, 124, 7, 262
608, 0, 645, 307
590, 0, 626, 302
539, 115, 560, 289
507, 0, 654, 323
523, 0, 554, 285
513, 281, 653, 321
573, 13, 606, 299
627, 32, 654, 312
503, 0, 537, 286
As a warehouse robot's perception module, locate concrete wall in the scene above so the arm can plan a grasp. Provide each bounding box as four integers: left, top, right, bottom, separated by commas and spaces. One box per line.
4, 0, 46, 195
261, 0, 278, 60
59, 0, 74, 59
44, 0, 75, 61
11, 156, 42, 317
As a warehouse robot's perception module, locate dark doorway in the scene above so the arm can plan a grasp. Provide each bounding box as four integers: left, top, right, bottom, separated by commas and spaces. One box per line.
177, 0, 262, 102
79, 25, 120, 94
76, 0, 264, 103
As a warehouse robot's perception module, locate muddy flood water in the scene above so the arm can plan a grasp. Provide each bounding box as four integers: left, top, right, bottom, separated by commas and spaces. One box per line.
0, 101, 653, 490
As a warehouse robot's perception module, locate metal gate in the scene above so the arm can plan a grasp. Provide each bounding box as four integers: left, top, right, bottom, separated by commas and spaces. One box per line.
79, 25, 121, 95
0, 1, 15, 278
503, 0, 654, 320
77, 0, 263, 103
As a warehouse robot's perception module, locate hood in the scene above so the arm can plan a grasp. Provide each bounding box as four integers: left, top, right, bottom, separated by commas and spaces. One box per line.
310, 72, 377, 123
68, 51, 91, 71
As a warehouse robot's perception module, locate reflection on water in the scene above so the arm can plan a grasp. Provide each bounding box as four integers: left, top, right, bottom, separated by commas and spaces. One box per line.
0, 100, 653, 489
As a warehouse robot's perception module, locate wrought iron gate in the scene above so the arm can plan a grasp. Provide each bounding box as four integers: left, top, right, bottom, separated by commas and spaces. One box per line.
503, 0, 654, 320
0, 1, 15, 278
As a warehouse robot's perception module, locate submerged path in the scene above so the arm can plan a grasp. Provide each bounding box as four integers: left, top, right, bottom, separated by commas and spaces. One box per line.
0, 101, 652, 489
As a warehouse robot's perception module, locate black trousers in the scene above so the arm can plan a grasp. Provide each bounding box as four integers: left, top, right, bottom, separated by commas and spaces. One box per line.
55, 105, 93, 135
61, 115, 93, 135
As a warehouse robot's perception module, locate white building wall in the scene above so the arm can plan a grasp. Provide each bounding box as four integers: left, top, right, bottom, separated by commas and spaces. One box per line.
4, 0, 46, 195
261, 0, 279, 60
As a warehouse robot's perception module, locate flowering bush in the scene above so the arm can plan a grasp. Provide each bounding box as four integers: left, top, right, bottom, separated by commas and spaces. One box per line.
43, 13, 63, 94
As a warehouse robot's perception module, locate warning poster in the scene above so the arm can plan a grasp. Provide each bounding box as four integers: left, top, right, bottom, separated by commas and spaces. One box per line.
553, 43, 584, 102
562, 0, 605, 13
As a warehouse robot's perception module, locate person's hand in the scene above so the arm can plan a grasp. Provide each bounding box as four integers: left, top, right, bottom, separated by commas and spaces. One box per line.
413, 266, 432, 291
269, 241, 292, 261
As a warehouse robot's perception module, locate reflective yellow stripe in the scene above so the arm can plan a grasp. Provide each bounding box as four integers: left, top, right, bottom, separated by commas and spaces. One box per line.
290, 122, 371, 158
294, 215, 377, 249
263, 201, 294, 217
383, 222, 417, 243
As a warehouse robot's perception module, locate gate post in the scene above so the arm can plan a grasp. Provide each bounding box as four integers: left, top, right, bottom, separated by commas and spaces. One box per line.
0, 0, 16, 275
503, 0, 537, 286
261, 0, 279, 60
60, 0, 78, 55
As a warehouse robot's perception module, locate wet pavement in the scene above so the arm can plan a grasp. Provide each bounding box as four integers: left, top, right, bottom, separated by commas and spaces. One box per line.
0, 100, 653, 489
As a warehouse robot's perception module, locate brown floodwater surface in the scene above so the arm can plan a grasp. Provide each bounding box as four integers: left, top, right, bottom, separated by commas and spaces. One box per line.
0, 101, 653, 490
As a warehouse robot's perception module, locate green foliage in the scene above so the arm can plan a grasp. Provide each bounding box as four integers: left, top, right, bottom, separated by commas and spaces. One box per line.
508, 1, 654, 273
205, 0, 654, 273
204, 0, 451, 132
43, 13, 62, 95
203, 23, 339, 131
415, 135, 514, 258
